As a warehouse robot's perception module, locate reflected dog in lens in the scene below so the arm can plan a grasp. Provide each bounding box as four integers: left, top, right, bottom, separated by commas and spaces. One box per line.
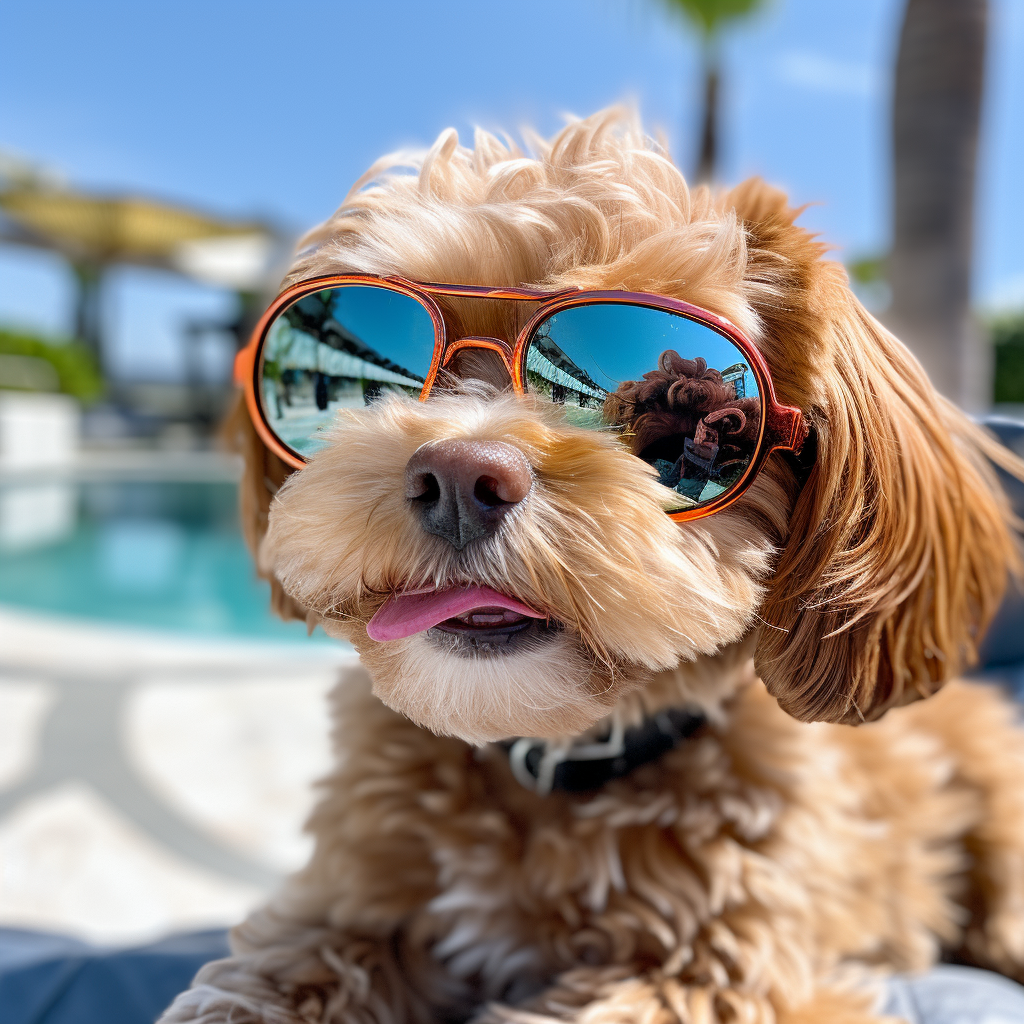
163, 110, 1024, 1024
603, 349, 762, 507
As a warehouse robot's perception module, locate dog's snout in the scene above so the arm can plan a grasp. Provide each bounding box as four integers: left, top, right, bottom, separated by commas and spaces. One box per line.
405, 440, 532, 550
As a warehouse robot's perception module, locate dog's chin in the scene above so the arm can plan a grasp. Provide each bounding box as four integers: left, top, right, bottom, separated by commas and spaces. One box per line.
323, 618, 632, 745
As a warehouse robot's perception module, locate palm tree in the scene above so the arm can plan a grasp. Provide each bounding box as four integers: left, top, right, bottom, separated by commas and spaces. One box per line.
887, 0, 989, 408
663, 0, 765, 182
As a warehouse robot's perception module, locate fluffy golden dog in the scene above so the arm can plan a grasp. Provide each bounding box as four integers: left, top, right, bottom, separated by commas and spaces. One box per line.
162, 110, 1024, 1024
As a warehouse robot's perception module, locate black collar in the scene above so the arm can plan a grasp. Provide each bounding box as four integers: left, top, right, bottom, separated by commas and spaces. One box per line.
499, 707, 708, 795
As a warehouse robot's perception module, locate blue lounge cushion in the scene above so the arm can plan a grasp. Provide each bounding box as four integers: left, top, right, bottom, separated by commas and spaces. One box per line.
0, 927, 229, 1024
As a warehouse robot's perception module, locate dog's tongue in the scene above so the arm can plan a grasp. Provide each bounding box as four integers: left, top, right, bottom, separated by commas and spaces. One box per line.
367, 585, 543, 642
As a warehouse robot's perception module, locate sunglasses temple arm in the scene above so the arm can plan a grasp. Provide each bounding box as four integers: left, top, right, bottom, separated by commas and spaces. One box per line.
234, 345, 256, 387
766, 405, 807, 454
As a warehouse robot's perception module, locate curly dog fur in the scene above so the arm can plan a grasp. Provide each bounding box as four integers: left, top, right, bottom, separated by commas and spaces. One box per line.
161, 109, 1024, 1024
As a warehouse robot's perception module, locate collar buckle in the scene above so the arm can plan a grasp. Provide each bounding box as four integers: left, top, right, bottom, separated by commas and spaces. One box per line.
502, 707, 707, 796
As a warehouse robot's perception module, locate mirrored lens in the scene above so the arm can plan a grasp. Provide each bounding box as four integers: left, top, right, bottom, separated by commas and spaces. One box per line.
526, 303, 762, 512
258, 285, 435, 457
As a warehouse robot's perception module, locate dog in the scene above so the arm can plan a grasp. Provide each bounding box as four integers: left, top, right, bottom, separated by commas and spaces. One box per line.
161, 109, 1024, 1024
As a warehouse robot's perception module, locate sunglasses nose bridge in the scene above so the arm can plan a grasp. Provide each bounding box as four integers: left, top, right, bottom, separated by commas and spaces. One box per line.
441, 335, 515, 368
421, 335, 518, 397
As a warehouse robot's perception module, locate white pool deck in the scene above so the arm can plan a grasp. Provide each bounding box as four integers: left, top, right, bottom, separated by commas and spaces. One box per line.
0, 603, 355, 946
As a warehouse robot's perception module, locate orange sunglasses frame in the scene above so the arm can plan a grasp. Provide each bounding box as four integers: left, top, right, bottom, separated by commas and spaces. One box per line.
234, 274, 804, 523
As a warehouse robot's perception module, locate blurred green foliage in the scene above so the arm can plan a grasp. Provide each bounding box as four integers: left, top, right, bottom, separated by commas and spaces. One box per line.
848, 255, 887, 285
664, 0, 764, 36
0, 327, 103, 402
993, 312, 1024, 405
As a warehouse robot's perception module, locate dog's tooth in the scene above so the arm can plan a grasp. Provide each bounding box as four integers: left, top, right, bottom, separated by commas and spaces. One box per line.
469, 612, 507, 626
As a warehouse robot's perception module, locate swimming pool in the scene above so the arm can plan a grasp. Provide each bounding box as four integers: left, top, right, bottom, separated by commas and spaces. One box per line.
0, 476, 326, 642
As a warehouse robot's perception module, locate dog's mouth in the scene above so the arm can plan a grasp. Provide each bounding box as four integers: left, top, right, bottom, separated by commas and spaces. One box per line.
367, 584, 558, 651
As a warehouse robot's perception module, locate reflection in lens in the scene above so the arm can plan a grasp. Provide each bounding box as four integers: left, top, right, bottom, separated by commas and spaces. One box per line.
259, 285, 435, 457
527, 303, 762, 512
526, 331, 609, 429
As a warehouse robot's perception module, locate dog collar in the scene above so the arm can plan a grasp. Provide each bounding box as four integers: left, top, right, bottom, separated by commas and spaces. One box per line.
500, 707, 708, 795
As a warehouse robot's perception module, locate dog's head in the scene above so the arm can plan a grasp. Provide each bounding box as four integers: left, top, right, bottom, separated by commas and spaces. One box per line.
232, 109, 1019, 744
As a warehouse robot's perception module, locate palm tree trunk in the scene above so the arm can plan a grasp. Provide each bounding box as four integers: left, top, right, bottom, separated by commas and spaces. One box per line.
695, 42, 720, 184
887, 0, 988, 408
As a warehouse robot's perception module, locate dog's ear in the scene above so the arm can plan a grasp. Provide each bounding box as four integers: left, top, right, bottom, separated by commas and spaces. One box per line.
221, 393, 309, 623
727, 180, 1022, 724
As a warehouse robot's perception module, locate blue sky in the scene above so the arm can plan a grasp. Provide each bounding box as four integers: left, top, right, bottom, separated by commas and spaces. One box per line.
1, 0, 1022, 380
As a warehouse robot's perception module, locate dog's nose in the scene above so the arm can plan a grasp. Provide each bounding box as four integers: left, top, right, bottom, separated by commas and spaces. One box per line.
405, 440, 532, 549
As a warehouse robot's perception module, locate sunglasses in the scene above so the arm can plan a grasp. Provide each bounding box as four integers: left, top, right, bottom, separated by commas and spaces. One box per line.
234, 275, 804, 522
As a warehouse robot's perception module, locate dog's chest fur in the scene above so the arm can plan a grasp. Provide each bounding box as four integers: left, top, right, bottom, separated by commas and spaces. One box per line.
290, 663, 980, 1012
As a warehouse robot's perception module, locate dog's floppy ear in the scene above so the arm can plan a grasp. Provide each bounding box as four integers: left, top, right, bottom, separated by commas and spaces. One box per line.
729, 182, 1021, 724
221, 393, 308, 623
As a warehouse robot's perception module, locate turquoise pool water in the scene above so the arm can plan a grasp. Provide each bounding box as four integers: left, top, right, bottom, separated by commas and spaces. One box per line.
0, 478, 326, 642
